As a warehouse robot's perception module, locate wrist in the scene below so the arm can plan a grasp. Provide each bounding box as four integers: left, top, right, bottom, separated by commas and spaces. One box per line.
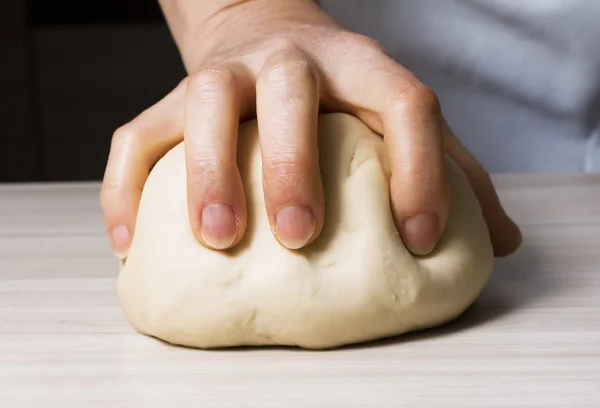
161, 0, 322, 72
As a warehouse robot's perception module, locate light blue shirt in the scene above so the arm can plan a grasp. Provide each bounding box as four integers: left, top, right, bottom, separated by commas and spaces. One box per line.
321, 0, 600, 172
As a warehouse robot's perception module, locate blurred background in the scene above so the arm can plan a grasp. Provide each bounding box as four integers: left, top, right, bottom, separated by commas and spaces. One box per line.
2, 0, 185, 183
3, 0, 600, 183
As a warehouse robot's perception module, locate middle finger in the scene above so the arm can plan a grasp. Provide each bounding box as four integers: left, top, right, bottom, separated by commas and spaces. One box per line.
256, 51, 324, 249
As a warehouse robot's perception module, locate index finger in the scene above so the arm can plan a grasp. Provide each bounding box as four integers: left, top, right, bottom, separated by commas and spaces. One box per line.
101, 80, 186, 258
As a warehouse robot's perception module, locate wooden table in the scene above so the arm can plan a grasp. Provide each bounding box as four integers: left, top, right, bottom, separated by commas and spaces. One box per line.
1, 175, 599, 407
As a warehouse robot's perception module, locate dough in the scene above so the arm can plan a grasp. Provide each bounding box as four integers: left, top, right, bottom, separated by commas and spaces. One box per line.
117, 113, 494, 350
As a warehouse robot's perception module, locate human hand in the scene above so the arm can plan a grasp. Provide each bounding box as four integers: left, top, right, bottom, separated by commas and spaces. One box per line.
100, 0, 521, 259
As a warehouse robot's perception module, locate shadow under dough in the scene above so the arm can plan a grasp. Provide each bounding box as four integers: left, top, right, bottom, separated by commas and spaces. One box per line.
337, 234, 556, 351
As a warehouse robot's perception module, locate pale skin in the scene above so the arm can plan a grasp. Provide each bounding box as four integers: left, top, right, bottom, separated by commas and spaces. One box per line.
100, 0, 522, 259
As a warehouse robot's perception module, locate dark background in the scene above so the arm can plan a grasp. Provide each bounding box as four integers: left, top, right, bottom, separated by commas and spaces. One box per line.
1, 0, 187, 182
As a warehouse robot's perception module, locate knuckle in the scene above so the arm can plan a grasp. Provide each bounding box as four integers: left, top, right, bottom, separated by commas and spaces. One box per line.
394, 155, 446, 189
99, 180, 121, 210
388, 82, 441, 116
339, 32, 387, 54
264, 57, 315, 83
266, 37, 301, 55
186, 153, 219, 173
187, 67, 234, 95
260, 57, 316, 101
111, 122, 142, 148
265, 151, 304, 168
397, 164, 436, 185
388, 81, 418, 102
186, 153, 226, 185
263, 149, 311, 188
414, 85, 441, 111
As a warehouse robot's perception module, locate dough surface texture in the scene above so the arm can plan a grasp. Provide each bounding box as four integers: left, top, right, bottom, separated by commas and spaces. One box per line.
118, 113, 494, 350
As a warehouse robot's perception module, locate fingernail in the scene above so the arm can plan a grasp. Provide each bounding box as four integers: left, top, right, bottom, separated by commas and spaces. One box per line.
111, 224, 131, 259
275, 205, 316, 249
201, 203, 238, 249
402, 212, 440, 255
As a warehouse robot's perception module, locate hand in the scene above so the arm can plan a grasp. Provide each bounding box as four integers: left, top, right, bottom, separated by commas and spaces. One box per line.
100, 0, 522, 258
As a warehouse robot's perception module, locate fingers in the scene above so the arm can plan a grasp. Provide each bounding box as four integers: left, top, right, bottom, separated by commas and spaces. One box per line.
383, 82, 449, 256
318, 33, 519, 256
256, 52, 324, 249
184, 65, 253, 249
101, 80, 186, 258
333, 53, 449, 255
443, 121, 522, 257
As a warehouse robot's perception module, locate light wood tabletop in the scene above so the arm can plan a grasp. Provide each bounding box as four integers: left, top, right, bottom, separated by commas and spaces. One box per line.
1, 174, 599, 407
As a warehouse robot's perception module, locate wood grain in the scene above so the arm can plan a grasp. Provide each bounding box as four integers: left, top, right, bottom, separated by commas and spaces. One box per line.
1, 175, 599, 407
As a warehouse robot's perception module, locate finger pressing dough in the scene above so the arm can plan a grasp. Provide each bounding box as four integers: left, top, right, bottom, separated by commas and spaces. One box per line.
117, 113, 494, 350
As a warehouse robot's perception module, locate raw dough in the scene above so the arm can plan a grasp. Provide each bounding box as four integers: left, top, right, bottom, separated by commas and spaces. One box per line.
117, 113, 494, 350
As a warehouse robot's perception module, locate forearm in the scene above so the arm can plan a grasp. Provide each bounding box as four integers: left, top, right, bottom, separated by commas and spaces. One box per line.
158, 0, 320, 70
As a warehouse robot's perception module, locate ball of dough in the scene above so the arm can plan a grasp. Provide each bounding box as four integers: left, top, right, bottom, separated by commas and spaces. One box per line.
117, 113, 494, 350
